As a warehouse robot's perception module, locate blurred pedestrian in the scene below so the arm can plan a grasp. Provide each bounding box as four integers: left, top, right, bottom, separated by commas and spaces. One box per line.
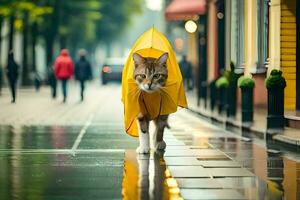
48, 66, 57, 99
54, 49, 74, 103
179, 55, 193, 90
75, 49, 92, 101
0, 67, 3, 96
6, 51, 19, 103
34, 72, 42, 92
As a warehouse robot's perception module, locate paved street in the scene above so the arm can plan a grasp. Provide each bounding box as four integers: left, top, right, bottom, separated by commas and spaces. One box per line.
0, 83, 299, 200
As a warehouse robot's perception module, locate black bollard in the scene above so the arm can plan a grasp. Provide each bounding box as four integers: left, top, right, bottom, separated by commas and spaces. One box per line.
238, 76, 255, 123
227, 84, 237, 117
209, 80, 217, 112
226, 62, 239, 118
215, 76, 229, 114
217, 87, 226, 114
241, 87, 254, 122
265, 69, 286, 129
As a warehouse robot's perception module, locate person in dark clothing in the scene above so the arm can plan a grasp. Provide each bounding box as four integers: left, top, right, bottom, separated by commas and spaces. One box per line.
75, 49, 92, 101
179, 55, 193, 90
0, 67, 3, 96
6, 51, 19, 103
48, 66, 57, 98
34, 72, 42, 92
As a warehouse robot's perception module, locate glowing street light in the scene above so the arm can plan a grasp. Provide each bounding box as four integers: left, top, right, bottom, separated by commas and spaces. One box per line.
185, 20, 197, 33
146, 0, 162, 11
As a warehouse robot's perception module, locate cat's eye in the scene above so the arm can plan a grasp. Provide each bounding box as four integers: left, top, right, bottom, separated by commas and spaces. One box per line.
138, 74, 146, 79
153, 74, 160, 79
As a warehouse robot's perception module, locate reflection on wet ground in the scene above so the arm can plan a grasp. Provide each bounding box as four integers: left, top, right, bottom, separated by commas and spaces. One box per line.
0, 151, 125, 199
122, 150, 181, 200
0, 110, 299, 199
0, 123, 180, 200
169, 111, 300, 200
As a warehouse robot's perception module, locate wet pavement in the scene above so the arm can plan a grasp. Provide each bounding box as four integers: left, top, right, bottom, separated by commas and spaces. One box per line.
0, 84, 299, 200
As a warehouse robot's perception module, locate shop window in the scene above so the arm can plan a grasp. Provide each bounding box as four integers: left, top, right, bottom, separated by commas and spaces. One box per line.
257, 0, 269, 72
231, 0, 245, 73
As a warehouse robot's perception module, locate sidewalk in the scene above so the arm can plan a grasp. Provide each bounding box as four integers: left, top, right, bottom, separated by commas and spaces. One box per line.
165, 109, 299, 200
186, 91, 300, 147
0, 81, 108, 126
0, 84, 298, 199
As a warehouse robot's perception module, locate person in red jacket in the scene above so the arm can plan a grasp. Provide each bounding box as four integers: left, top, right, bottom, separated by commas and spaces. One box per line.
54, 49, 74, 103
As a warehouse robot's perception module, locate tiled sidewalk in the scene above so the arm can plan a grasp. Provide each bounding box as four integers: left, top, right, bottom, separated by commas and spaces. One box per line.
0, 82, 110, 126
0, 84, 297, 199
165, 111, 254, 200
186, 91, 300, 147
164, 109, 298, 200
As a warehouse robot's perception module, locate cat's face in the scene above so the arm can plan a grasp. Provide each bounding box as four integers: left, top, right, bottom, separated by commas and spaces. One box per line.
133, 53, 168, 93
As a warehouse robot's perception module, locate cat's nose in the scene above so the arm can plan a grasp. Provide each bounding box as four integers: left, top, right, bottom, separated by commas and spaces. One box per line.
147, 83, 152, 89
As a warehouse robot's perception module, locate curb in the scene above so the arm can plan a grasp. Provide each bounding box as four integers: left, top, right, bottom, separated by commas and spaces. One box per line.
187, 107, 300, 148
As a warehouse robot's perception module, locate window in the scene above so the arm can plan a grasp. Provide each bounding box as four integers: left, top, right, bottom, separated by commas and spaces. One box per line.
231, 0, 245, 73
257, 0, 269, 72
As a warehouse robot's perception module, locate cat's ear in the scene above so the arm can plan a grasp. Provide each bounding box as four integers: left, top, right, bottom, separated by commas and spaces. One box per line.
133, 53, 145, 67
157, 53, 168, 65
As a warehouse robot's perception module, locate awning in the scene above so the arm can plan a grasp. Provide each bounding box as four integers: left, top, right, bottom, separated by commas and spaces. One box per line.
165, 0, 206, 21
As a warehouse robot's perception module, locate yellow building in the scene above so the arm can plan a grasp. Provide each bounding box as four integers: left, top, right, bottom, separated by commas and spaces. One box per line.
269, 0, 299, 110
240, 0, 299, 110
280, 0, 297, 109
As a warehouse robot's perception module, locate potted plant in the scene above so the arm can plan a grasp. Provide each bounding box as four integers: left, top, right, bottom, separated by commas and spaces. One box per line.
209, 80, 217, 112
225, 62, 239, 117
215, 75, 229, 114
265, 69, 286, 129
238, 76, 255, 123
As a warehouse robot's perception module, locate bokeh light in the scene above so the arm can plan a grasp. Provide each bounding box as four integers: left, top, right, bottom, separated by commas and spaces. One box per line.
185, 20, 198, 33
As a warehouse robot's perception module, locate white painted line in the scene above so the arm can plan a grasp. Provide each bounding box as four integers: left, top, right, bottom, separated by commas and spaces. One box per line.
0, 149, 125, 154
74, 149, 125, 153
0, 149, 71, 153
71, 114, 94, 154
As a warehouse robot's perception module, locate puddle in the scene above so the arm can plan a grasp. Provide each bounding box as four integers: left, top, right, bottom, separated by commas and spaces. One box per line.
122, 150, 182, 200
183, 128, 300, 200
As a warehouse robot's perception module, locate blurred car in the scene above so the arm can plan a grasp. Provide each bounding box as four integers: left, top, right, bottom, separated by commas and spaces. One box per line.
101, 57, 125, 84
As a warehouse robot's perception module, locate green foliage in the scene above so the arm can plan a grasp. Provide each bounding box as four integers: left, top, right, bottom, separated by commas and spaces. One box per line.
0, 0, 142, 48
215, 62, 240, 89
96, 0, 142, 44
265, 69, 286, 89
238, 76, 255, 89
0, 6, 11, 16
230, 61, 235, 71
216, 76, 229, 89
223, 61, 239, 86
0, 0, 53, 30
0, 0, 143, 67
1, 0, 142, 77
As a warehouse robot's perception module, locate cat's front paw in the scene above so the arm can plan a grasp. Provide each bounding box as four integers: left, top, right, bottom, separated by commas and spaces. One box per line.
136, 146, 150, 154
155, 141, 166, 151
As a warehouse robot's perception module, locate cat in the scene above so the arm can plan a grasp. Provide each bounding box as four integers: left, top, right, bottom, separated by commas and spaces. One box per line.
132, 52, 169, 154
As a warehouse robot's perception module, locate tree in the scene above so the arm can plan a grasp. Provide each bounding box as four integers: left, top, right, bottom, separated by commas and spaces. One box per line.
1, 0, 143, 85
96, 0, 142, 55
0, 0, 52, 84
0, 0, 17, 61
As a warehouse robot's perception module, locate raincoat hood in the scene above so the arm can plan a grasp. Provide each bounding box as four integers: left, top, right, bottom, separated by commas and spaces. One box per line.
122, 27, 188, 137
60, 49, 69, 56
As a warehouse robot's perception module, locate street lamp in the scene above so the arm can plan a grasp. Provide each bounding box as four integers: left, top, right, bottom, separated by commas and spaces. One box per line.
184, 20, 197, 33
146, 0, 162, 11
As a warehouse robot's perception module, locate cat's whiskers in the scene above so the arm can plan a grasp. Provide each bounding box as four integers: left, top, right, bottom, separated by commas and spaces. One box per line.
133, 87, 142, 97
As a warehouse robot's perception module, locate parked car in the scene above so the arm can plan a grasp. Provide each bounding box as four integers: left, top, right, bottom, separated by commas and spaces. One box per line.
101, 58, 125, 84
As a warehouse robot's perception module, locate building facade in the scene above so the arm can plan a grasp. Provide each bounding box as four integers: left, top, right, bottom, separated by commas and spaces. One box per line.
165, 0, 299, 128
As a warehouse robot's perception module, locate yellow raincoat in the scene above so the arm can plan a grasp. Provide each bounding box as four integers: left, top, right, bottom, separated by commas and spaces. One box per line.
122, 27, 188, 137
